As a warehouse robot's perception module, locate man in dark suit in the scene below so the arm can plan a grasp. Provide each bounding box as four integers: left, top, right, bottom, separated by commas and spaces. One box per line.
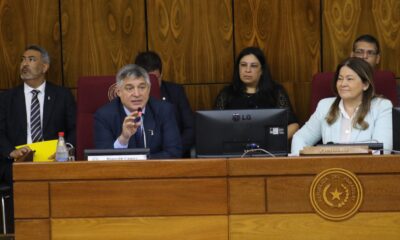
135, 51, 194, 157
94, 64, 182, 159
0, 45, 76, 233
0, 45, 76, 160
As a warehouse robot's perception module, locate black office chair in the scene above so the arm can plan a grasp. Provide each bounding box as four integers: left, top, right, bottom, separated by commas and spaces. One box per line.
0, 184, 11, 235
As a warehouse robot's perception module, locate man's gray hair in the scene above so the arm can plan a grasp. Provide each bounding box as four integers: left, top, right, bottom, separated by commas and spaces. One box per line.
25, 45, 50, 64
116, 64, 150, 87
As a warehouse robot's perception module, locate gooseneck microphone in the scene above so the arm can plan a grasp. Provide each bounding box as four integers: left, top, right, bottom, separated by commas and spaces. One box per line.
134, 107, 147, 148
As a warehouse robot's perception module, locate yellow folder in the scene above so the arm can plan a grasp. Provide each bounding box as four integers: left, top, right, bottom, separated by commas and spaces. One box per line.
16, 140, 57, 162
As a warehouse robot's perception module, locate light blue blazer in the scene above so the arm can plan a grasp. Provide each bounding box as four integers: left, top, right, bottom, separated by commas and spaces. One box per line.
291, 97, 393, 155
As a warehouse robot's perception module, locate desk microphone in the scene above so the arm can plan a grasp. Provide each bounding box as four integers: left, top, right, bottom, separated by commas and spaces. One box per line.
134, 107, 142, 123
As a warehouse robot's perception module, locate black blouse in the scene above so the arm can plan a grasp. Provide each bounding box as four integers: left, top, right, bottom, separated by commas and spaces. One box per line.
214, 84, 298, 124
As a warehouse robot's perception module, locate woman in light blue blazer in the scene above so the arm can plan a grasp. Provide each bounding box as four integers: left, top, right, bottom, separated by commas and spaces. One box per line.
291, 57, 393, 155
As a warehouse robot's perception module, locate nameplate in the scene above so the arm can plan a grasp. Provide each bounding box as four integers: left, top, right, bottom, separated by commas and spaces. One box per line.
87, 154, 147, 161
300, 145, 370, 156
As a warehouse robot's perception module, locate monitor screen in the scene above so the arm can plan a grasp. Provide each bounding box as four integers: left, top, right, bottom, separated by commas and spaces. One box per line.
393, 107, 400, 152
84, 148, 150, 161
195, 109, 288, 157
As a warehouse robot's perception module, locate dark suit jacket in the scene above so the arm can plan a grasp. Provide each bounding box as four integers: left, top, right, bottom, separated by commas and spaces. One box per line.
94, 97, 182, 159
0, 82, 76, 159
160, 81, 194, 156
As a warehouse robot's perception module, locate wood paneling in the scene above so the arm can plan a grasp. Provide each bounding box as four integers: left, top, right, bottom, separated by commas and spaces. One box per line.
1, 0, 399, 125
359, 175, 400, 211
323, 0, 400, 74
0, 0, 62, 89
372, 0, 400, 75
322, 0, 363, 72
146, 0, 234, 85
13, 159, 227, 181
15, 219, 50, 240
230, 213, 400, 240
1, 0, 399, 126
229, 177, 266, 214
13, 182, 49, 219
184, 84, 227, 110
13, 155, 400, 239
52, 216, 228, 240
234, 0, 320, 123
294, 82, 312, 121
229, 174, 400, 214
228, 155, 400, 176
267, 176, 313, 213
60, 0, 146, 88
50, 178, 228, 217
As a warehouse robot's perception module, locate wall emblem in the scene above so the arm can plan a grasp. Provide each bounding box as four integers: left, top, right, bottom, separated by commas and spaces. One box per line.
310, 168, 363, 221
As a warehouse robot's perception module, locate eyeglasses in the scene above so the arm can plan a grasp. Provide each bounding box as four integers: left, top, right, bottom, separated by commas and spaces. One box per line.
353, 49, 378, 58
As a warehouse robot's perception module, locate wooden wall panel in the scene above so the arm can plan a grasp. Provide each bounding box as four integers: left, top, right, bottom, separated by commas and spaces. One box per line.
234, 0, 320, 122
184, 84, 227, 110
0, 0, 398, 125
60, 0, 146, 88
52, 216, 228, 240
323, 0, 400, 75
0, 0, 62, 89
146, 0, 234, 85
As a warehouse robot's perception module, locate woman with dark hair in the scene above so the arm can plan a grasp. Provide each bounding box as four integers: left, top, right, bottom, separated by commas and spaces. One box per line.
214, 47, 299, 138
291, 57, 393, 155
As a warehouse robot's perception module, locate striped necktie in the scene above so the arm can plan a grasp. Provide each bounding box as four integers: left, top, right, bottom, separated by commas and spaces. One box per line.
31, 89, 43, 142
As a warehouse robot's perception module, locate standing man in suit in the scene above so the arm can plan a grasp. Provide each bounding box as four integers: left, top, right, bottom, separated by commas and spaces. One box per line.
135, 51, 194, 157
0, 45, 76, 232
94, 64, 182, 159
350, 34, 400, 105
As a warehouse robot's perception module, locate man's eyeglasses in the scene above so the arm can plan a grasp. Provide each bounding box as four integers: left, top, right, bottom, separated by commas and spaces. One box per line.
353, 49, 379, 58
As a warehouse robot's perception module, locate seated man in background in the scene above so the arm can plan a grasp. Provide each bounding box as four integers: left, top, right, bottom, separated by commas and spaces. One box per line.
134, 51, 194, 157
350, 34, 399, 105
0, 44, 76, 233
94, 64, 182, 159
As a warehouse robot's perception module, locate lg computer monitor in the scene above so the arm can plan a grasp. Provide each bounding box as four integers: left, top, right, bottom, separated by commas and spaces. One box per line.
393, 107, 400, 152
195, 109, 288, 158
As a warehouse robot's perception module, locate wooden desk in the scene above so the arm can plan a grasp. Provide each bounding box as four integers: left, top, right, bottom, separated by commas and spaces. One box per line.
13, 155, 400, 239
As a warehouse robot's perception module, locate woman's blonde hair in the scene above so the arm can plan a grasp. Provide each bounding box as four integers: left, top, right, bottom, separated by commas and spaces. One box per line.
325, 57, 376, 130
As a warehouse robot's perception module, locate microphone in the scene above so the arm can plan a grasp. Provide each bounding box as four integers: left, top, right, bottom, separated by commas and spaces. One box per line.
134, 107, 142, 123
135, 107, 147, 148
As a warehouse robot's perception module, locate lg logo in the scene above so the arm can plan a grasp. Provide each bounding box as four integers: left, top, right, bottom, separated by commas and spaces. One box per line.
232, 113, 251, 121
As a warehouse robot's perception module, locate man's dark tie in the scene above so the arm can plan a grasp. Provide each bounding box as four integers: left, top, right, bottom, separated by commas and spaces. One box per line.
31, 89, 43, 142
